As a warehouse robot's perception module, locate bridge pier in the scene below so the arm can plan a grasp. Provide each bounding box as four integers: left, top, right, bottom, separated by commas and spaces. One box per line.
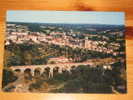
49, 67, 53, 78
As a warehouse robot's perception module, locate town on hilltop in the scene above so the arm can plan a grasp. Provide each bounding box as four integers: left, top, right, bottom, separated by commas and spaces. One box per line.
2, 22, 126, 93
6, 23, 124, 56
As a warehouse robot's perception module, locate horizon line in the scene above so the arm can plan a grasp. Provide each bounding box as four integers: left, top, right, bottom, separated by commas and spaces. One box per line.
7, 21, 124, 26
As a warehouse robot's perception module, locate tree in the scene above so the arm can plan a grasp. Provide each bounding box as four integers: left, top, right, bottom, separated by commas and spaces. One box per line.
2, 69, 17, 88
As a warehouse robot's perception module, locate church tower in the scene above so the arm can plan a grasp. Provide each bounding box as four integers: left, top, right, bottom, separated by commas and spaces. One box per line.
84, 36, 91, 48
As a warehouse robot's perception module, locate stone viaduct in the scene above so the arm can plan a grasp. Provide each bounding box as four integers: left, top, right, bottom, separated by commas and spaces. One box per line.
10, 62, 112, 78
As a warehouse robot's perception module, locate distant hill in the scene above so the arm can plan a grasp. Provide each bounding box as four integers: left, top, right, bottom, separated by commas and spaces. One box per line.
6, 21, 124, 33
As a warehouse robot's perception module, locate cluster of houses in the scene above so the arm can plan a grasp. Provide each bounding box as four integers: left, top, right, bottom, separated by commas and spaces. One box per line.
5, 30, 120, 56
6, 23, 122, 56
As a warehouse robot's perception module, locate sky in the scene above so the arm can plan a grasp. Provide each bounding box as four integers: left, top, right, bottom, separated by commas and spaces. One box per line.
7, 10, 125, 25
